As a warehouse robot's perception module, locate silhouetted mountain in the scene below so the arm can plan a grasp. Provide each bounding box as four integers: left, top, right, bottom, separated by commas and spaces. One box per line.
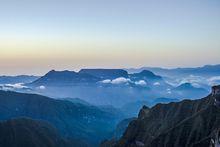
130, 70, 162, 81
0, 75, 39, 84
102, 85, 220, 147
79, 69, 129, 79
30, 70, 100, 86
0, 117, 89, 147
0, 90, 122, 145
129, 70, 172, 92
174, 82, 198, 90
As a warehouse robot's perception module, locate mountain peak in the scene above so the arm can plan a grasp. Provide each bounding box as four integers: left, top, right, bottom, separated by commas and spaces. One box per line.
46, 70, 76, 75
138, 105, 150, 119
177, 83, 194, 89
49, 69, 56, 73
139, 70, 157, 77
212, 85, 220, 96
132, 70, 162, 80
212, 85, 220, 106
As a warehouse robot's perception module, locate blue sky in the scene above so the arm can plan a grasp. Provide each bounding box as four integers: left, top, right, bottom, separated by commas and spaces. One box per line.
0, 0, 220, 75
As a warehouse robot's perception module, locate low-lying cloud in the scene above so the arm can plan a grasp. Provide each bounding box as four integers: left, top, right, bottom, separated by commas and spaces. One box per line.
135, 80, 147, 86
101, 77, 131, 85
37, 85, 46, 90
208, 76, 220, 86
5, 83, 27, 89
101, 78, 147, 87
111, 77, 131, 84
0, 83, 29, 91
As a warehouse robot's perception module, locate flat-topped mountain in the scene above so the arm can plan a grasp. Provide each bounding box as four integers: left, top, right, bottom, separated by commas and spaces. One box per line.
30, 70, 100, 86
79, 69, 129, 79
102, 85, 220, 147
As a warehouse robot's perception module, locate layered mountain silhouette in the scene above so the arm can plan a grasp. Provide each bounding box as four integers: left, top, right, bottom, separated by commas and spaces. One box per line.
0, 90, 122, 145
0, 117, 89, 147
102, 85, 220, 147
126, 64, 220, 77
13, 69, 211, 107
26, 69, 167, 107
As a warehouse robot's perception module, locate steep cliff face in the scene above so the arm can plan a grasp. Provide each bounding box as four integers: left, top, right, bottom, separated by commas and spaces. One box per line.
108, 85, 220, 147
212, 85, 220, 107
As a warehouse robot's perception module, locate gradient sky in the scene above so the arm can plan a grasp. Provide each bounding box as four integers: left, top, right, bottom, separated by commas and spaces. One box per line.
0, 0, 220, 75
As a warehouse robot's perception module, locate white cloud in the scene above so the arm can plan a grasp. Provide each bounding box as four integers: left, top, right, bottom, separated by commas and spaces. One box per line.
153, 82, 160, 86
101, 79, 111, 84
111, 77, 131, 84
135, 80, 147, 86
101, 77, 131, 85
175, 75, 208, 88
37, 85, 46, 90
167, 88, 172, 94
178, 75, 205, 85
5, 83, 27, 89
208, 76, 220, 86
208, 76, 220, 81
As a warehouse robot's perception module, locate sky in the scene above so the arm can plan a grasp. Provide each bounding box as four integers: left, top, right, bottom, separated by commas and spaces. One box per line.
0, 0, 220, 75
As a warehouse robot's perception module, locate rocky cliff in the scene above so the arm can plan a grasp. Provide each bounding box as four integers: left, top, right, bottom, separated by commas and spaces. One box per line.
103, 85, 220, 147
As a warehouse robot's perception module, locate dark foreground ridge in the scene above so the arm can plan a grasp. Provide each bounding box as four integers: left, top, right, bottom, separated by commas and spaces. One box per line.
0, 90, 121, 146
102, 85, 220, 147
0, 117, 88, 147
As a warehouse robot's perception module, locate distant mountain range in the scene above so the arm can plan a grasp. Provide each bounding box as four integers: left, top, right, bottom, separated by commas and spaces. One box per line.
1, 66, 218, 108
102, 85, 220, 147
29, 69, 165, 87
126, 64, 220, 78
0, 68, 212, 107
0, 75, 39, 84
26, 69, 172, 107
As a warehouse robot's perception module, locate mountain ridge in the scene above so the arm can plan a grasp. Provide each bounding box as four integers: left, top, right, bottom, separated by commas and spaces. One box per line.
102, 85, 220, 147
0, 90, 122, 145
